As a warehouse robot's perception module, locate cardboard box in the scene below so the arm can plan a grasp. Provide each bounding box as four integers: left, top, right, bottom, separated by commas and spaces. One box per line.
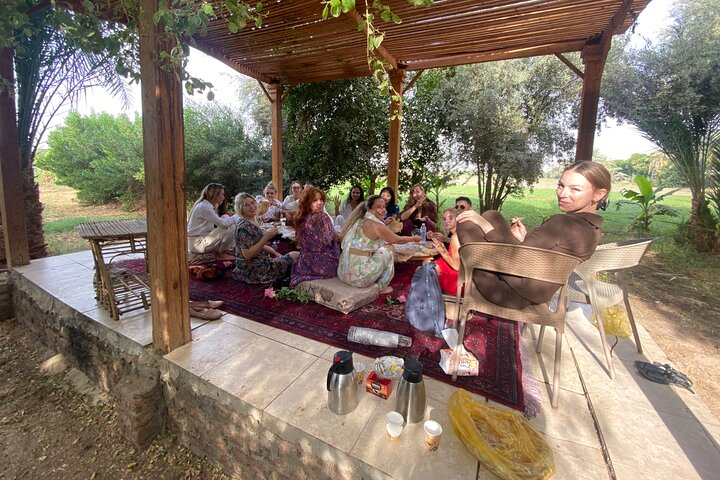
365, 371, 392, 399
439, 348, 479, 376
439, 328, 479, 376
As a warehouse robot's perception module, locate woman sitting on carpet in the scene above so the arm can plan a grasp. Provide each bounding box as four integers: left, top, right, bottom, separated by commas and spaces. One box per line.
290, 187, 341, 287
399, 183, 438, 236
232, 193, 299, 285
456, 160, 611, 309
430, 208, 461, 296
332, 185, 364, 227
256, 182, 283, 223
281, 180, 303, 220
379, 186, 400, 222
187, 183, 238, 261
337, 195, 421, 294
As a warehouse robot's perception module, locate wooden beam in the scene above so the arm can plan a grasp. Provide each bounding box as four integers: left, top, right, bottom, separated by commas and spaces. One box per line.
0, 48, 30, 268
348, 9, 399, 71
138, 0, 191, 353
257, 80, 272, 103
387, 70, 405, 195
403, 69, 424, 94
192, 42, 276, 84
575, 43, 610, 162
270, 83, 284, 198
554, 53, 584, 79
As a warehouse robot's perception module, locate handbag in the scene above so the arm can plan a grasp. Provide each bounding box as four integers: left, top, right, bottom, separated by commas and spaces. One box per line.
405, 263, 445, 337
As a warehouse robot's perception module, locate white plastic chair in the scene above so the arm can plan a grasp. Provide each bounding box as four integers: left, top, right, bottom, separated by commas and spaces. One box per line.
567, 238, 656, 379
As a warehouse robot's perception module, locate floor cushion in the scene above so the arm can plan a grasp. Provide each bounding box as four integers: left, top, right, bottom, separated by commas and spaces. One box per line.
295, 278, 379, 314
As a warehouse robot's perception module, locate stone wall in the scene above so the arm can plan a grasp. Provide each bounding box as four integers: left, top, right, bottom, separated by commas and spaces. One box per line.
11, 272, 388, 480
0, 271, 12, 320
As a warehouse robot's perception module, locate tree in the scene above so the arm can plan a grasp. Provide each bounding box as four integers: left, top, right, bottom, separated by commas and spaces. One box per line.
602, 0, 720, 250
184, 101, 269, 202
1, 4, 134, 263
283, 78, 389, 193
437, 58, 579, 212
40, 112, 144, 207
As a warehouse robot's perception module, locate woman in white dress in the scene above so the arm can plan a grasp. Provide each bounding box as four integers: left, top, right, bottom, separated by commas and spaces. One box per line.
256, 181, 283, 223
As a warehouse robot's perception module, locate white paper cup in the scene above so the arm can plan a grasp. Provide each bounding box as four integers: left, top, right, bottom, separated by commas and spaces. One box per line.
355, 363, 366, 386
424, 420, 443, 451
386, 411, 404, 440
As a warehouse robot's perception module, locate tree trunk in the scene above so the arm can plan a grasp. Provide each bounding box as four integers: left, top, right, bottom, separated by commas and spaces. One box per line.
22, 165, 47, 259
0, 164, 47, 265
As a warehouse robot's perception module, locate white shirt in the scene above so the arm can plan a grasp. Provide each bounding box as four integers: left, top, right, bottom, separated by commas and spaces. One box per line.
282, 194, 300, 213
187, 199, 237, 236
256, 195, 283, 222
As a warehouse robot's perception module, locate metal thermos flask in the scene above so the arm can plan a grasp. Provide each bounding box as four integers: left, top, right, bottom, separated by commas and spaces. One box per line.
395, 358, 426, 423
326, 351, 359, 415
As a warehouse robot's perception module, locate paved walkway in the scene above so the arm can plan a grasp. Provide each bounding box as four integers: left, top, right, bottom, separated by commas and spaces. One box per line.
13, 251, 720, 479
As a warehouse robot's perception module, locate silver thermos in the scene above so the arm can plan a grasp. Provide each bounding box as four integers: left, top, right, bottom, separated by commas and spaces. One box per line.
326, 351, 359, 415
395, 357, 426, 423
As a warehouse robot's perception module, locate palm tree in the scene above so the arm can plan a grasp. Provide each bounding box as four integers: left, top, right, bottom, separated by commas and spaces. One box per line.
0, 5, 133, 263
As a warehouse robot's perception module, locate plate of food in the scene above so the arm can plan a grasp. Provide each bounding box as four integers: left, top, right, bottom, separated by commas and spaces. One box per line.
374, 356, 404, 379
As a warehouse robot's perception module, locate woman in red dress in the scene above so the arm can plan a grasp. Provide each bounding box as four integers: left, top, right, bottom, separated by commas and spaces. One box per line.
430, 208, 460, 295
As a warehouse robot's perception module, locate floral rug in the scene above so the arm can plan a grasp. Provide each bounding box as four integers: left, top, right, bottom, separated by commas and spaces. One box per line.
120, 260, 525, 411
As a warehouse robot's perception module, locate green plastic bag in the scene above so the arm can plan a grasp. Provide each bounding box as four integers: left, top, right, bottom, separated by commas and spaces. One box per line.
449, 390, 555, 480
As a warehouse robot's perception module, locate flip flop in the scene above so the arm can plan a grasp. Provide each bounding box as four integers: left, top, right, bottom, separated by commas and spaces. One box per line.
635, 361, 695, 393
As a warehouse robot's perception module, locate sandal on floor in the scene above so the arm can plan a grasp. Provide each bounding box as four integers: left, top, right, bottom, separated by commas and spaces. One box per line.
189, 306, 223, 321
190, 300, 224, 309
380, 286, 393, 295
635, 361, 695, 393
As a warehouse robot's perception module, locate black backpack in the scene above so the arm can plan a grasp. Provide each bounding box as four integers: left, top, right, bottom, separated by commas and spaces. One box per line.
405, 263, 445, 337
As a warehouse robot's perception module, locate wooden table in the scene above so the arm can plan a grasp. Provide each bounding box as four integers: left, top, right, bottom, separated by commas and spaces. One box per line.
77, 219, 149, 321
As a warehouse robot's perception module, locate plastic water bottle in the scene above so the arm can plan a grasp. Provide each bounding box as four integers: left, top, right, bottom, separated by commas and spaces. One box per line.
419, 224, 427, 242
347, 326, 412, 348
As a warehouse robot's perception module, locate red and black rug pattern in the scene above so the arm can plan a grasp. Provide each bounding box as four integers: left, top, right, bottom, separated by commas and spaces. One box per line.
120, 260, 524, 411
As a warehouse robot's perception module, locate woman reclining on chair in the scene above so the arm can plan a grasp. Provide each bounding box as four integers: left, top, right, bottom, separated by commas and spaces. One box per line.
452, 161, 611, 309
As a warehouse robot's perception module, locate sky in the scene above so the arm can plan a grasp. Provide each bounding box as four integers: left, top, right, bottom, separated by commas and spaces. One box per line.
74, 0, 674, 162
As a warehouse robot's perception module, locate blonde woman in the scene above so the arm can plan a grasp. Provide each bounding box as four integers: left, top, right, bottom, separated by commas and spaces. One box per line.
256, 181, 283, 222
187, 183, 238, 260
232, 193, 299, 285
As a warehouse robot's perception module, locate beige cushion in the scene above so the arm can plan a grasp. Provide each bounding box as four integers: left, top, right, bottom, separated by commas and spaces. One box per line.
295, 278, 379, 314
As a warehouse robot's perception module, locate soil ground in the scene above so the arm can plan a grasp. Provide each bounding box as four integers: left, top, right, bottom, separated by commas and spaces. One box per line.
0, 318, 229, 480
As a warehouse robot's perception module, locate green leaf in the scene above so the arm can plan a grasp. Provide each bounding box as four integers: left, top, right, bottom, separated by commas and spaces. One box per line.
228, 22, 238, 33
207, 90, 215, 101
373, 33, 384, 49
392, 14, 401, 24
203, 3, 213, 14
381, 10, 391, 22
633, 175, 654, 199
256, 2, 263, 12
357, 19, 365, 31
322, 4, 330, 19
81, 0, 95, 12
341, 0, 355, 12
331, 4, 341, 17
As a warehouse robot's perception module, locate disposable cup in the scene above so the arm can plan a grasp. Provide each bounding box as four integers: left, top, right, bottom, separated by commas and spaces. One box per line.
355, 363, 366, 386
385, 411, 404, 440
424, 420, 443, 451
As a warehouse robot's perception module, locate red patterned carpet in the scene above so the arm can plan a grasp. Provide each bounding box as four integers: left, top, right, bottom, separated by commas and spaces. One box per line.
121, 260, 525, 411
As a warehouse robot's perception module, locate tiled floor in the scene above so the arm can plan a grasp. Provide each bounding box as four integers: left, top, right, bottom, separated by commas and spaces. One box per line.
12, 251, 720, 479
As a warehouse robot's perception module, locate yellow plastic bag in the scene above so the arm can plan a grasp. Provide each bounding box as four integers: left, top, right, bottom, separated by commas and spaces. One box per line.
593, 306, 632, 338
449, 390, 555, 480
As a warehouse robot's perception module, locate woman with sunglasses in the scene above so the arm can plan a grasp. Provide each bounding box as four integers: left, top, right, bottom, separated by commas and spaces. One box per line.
187, 183, 238, 261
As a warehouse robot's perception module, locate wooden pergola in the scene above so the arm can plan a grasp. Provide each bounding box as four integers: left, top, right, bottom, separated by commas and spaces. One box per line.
0, 0, 651, 353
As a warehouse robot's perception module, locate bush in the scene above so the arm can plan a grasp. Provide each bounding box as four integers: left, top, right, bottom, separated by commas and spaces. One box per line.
39, 112, 144, 209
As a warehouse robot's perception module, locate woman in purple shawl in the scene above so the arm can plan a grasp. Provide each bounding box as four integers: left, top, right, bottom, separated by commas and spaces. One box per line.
290, 187, 341, 286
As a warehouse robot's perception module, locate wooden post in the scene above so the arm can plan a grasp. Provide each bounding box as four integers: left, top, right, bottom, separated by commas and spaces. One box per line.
387, 70, 405, 194
138, 0, 191, 353
269, 83, 284, 198
0, 48, 30, 268
575, 43, 610, 162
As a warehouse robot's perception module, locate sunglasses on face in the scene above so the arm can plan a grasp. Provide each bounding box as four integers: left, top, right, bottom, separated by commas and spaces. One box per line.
456, 205, 467, 210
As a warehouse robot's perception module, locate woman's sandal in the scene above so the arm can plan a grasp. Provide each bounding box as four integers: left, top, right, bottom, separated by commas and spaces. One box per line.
380, 286, 393, 295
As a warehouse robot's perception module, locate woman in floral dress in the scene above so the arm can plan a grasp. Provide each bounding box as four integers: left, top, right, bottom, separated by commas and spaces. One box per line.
337, 195, 421, 294
290, 187, 341, 286
232, 193, 299, 285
